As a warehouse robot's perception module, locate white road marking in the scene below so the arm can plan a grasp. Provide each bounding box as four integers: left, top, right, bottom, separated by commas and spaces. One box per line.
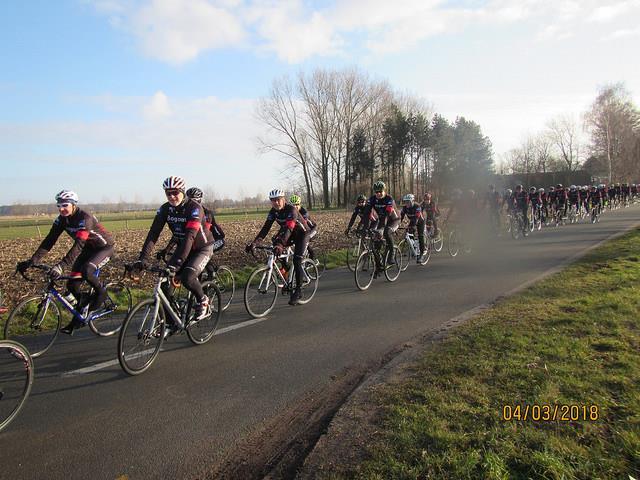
61, 317, 271, 377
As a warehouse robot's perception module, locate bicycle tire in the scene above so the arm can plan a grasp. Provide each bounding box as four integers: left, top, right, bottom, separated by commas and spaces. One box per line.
432, 232, 443, 252
418, 240, 431, 265
213, 265, 235, 312
186, 281, 222, 345
0, 340, 34, 433
243, 267, 278, 318
4, 295, 61, 358
384, 246, 402, 282
117, 298, 165, 376
88, 281, 132, 337
354, 250, 375, 291
346, 238, 361, 272
294, 259, 319, 305
448, 230, 460, 256
397, 239, 410, 272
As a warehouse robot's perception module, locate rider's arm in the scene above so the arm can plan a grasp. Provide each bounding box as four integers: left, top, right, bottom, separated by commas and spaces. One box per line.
255, 210, 276, 242
139, 207, 167, 261
58, 212, 94, 268
346, 208, 359, 231
30, 218, 64, 264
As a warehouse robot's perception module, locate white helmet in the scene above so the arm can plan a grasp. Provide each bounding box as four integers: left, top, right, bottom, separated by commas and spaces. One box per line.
402, 193, 415, 202
268, 188, 285, 199
538, 188, 545, 193
55, 190, 79, 205
570, 185, 576, 191
162, 176, 186, 191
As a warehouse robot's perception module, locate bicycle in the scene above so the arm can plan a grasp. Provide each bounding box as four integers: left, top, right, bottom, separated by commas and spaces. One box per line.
4, 264, 132, 358
354, 230, 401, 290
424, 219, 443, 252
509, 210, 526, 240
532, 205, 543, 231
117, 264, 222, 375
345, 230, 365, 272
244, 245, 319, 318
201, 264, 235, 312
397, 227, 429, 271
0, 340, 33, 433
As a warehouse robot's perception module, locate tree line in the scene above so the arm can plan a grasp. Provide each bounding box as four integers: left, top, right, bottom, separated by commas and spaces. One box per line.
257, 68, 494, 208
502, 83, 640, 185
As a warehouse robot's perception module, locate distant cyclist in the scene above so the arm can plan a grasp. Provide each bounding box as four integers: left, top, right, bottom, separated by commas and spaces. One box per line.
17, 190, 114, 335
345, 194, 368, 236
364, 181, 400, 265
133, 176, 215, 322
421, 192, 441, 237
246, 189, 311, 305
290, 194, 317, 262
511, 185, 530, 235
400, 193, 426, 259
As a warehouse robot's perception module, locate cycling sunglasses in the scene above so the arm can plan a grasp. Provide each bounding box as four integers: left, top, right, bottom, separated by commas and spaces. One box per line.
57, 203, 72, 208
165, 189, 182, 197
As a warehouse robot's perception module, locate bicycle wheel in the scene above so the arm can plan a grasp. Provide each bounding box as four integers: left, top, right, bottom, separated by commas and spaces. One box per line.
88, 282, 132, 337
384, 246, 402, 282
418, 240, 431, 265
4, 295, 61, 358
397, 239, 410, 272
213, 266, 235, 311
432, 231, 443, 252
293, 259, 319, 305
117, 298, 165, 376
448, 230, 460, 256
244, 267, 278, 318
510, 217, 520, 239
186, 281, 222, 345
346, 238, 361, 272
0, 340, 34, 433
354, 250, 375, 291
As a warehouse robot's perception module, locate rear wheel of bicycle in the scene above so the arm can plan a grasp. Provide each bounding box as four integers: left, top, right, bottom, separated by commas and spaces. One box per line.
244, 267, 278, 318
384, 246, 402, 282
293, 259, 319, 305
397, 239, 410, 272
186, 281, 222, 345
418, 241, 431, 266
354, 250, 375, 291
213, 265, 235, 311
448, 230, 460, 256
510, 218, 520, 239
4, 296, 61, 358
118, 298, 165, 376
346, 238, 361, 272
88, 281, 132, 337
432, 231, 443, 252
0, 340, 34, 433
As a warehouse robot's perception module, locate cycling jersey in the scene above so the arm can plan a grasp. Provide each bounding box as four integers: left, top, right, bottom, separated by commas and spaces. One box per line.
203, 206, 225, 241
420, 200, 440, 219
299, 207, 316, 230
140, 199, 213, 268
366, 194, 398, 227
511, 191, 529, 209
485, 190, 502, 210
256, 204, 309, 246
568, 190, 580, 203
400, 203, 424, 227
540, 192, 549, 205
346, 205, 367, 231
530, 192, 542, 206
555, 189, 568, 205
31, 208, 113, 267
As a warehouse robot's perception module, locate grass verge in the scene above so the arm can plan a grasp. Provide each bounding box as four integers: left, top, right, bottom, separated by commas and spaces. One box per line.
348, 229, 640, 480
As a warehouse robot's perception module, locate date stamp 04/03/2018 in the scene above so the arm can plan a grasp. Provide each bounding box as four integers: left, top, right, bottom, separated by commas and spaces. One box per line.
502, 404, 600, 422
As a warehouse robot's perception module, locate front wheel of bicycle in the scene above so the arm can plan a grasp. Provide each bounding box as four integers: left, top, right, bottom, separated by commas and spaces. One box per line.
397, 239, 410, 272
354, 250, 375, 291
293, 259, 319, 305
346, 238, 361, 272
244, 267, 278, 318
4, 295, 61, 358
213, 265, 235, 311
432, 231, 444, 252
384, 246, 402, 282
186, 281, 222, 345
0, 340, 34, 433
88, 281, 132, 337
118, 298, 165, 376
448, 230, 460, 256
418, 241, 431, 266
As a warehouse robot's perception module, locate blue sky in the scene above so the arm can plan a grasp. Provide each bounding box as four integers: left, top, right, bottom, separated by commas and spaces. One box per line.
1, 0, 639, 205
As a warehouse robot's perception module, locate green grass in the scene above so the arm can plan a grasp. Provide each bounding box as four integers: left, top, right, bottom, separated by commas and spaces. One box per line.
346, 229, 640, 480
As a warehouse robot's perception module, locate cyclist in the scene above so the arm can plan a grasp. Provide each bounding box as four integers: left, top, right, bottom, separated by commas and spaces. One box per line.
511, 185, 530, 235
589, 185, 602, 216
539, 188, 549, 223
598, 184, 608, 209
609, 183, 617, 207
579, 186, 590, 215
484, 185, 502, 234
133, 176, 215, 322
290, 194, 317, 262
17, 190, 114, 335
400, 193, 426, 260
364, 181, 400, 265
345, 194, 368, 236
568, 185, 580, 217
529, 186, 542, 224
246, 189, 310, 306
554, 184, 568, 221
421, 192, 441, 237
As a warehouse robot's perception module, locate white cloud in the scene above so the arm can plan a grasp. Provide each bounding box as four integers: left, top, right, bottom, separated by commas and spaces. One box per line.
143, 91, 172, 119
602, 26, 640, 40
587, 0, 640, 22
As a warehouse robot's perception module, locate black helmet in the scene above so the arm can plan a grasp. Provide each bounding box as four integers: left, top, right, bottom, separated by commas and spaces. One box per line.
356, 194, 366, 202
186, 187, 203, 202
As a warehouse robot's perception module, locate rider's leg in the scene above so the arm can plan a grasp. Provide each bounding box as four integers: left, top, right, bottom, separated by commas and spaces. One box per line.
181, 246, 213, 319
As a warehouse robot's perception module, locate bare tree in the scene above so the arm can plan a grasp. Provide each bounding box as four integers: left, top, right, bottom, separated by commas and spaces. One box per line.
547, 114, 582, 172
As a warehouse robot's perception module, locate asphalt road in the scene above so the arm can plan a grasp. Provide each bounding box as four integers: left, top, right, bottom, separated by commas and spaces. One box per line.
1, 205, 638, 480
